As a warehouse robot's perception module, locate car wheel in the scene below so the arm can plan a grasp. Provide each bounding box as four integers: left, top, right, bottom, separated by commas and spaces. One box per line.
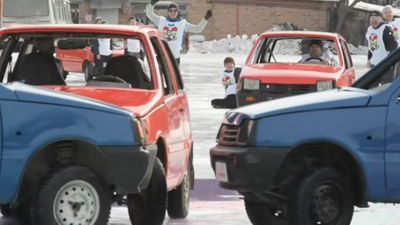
33, 166, 111, 225
14, 202, 34, 225
288, 167, 354, 225
167, 163, 191, 218
83, 61, 93, 81
127, 158, 166, 225
244, 198, 287, 225
0, 204, 12, 217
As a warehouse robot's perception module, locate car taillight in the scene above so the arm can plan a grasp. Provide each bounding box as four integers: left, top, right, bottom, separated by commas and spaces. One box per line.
134, 119, 147, 144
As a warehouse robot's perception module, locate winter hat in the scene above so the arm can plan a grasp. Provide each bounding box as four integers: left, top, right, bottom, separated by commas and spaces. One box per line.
309, 39, 322, 48
224, 57, 235, 65
370, 11, 383, 18
168, 3, 179, 11
383, 5, 394, 13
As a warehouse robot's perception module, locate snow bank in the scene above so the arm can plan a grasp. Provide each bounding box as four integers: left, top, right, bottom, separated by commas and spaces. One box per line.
188, 23, 367, 55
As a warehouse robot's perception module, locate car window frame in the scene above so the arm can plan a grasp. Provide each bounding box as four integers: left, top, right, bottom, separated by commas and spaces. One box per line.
341, 39, 353, 69
150, 37, 175, 96
161, 40, 184, 90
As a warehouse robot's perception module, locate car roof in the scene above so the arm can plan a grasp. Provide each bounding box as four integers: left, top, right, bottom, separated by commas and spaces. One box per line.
0, 24, 161, 37
260, 31, 343, 40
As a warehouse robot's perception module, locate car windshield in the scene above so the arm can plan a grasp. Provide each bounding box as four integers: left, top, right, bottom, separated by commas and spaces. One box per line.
254, 37, 340, 66
0, 33, 153, 90
3, 0, 50, 17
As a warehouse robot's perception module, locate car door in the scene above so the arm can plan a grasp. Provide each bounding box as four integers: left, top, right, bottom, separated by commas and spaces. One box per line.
161, 40, 192, 170
150, 37, 186, 184
339, 39, 356, 86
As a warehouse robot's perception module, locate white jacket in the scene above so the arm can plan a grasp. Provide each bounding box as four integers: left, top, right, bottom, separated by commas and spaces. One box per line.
146, 4, 208, 59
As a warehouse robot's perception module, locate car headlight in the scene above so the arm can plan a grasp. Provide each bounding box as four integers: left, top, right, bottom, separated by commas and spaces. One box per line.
243, 78, 260, 90
317, 80, 334, 91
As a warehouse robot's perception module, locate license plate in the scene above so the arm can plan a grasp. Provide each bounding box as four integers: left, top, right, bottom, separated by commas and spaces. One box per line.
215, 161, 228, 182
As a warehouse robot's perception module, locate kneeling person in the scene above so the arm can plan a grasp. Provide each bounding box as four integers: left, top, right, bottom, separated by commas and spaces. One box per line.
211, 57, 241, 109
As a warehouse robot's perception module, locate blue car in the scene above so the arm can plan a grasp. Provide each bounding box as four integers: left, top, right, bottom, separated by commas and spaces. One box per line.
0, 83, 158, 225
210, 49, 400, 225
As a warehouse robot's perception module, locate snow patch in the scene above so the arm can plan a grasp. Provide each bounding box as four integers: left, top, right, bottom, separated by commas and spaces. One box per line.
189, 23, 367, 55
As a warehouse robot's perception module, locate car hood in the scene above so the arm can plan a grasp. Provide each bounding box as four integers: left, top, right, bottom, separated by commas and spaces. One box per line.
11, 83, 132, 117
235, 87, 372, 120
241, 63, 344, 84
43, 86, 161, 117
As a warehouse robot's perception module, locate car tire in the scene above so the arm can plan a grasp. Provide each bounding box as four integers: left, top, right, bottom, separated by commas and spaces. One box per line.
288, 167, 354, 225
0, 204, 12, 217
127, 158, 167, 225
83, 61, 94, 81
167, 163, 191, 218
33, 166, 112, 225
244, 198, 287, 225
14, 202, 34, 225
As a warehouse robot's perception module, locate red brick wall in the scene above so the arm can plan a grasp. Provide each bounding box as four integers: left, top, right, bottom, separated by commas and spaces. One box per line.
187, 0, 331, 40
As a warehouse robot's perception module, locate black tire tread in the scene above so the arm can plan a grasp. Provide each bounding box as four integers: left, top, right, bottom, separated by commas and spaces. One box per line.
127, 159, 167, 225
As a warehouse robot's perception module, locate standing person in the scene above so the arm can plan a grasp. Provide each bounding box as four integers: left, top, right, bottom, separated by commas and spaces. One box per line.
383, 5, 400, 46
126, 17, 143, 58
146, 0, 212, 65
94, 20, 112, 75
366, 11, 398, 68
211, 57, 242, 109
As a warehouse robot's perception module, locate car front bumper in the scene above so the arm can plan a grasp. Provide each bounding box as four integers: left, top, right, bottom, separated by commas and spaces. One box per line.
100, 144, 157, 195
237, 84, 317, 106
210, 144, 290, 192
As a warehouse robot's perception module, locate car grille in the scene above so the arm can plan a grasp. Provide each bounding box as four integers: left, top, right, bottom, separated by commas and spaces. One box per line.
260, 83, 316, 95
217, 124, 249, 146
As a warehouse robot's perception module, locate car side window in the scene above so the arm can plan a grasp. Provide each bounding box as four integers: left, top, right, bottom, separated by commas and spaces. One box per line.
161, 40, 184, 90
343, 40, 353, 68
340, 40, 352, 69
253, 38, 269, 64
150, 37, 174, 95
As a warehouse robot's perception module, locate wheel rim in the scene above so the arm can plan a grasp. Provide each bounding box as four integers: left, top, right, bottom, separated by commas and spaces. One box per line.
53, 180, 100, 225
311, 184, 342, 224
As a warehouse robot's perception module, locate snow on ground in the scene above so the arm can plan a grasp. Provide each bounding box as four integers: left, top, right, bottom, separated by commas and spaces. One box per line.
188, 24, 368, 55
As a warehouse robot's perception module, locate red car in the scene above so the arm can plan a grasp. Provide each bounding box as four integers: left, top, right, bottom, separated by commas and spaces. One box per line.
0, 24, 193, 225
237, 31, 356, 106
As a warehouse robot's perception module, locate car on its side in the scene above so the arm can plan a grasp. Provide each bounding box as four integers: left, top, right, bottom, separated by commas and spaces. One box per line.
211, 44, 400, 224
237, 31, 356, 106
0, 24, 193, 225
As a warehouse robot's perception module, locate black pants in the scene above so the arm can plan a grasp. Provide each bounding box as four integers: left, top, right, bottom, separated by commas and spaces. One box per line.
95, 55, 111, 75
176, 58, 180, 66
211, 94, 237, 109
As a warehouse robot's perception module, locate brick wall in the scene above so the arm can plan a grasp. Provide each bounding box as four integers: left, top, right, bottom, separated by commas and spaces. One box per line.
187, 0, 331, 40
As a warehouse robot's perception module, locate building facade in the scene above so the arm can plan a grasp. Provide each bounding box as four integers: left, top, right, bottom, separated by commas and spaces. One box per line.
187, 0, 340, 41
73, 0, 189, 25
